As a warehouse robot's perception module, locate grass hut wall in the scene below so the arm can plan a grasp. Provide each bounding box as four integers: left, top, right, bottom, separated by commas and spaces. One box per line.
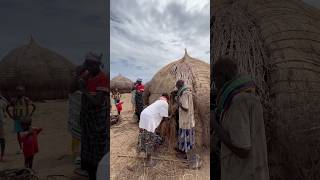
212, 0, 320, 179
110, 74, 133, 93
0, 37, 75, 101
145, 50, 210, 150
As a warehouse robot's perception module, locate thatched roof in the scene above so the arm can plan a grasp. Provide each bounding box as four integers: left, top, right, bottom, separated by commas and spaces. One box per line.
212, 0, 320, 179
0, 36, 75, 100
145, 50, 210, 149
110, 74, 133, 93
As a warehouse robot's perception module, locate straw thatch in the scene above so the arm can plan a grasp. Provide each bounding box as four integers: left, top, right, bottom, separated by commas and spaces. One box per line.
143, 81, 151, 106
145, 50, 210, 150
0, 36, 75, 101
110, 74, 133, 93
212, 0, 320, 179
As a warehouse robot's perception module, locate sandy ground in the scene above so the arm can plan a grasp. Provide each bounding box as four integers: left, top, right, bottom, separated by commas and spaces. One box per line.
0, 100, 88, 180
110, 93, 210, 180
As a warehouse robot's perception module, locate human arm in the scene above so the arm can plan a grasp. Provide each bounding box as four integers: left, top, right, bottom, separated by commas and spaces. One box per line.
177, 92, 189, 112
212, 99, 251, 159
6, 104, 13, 119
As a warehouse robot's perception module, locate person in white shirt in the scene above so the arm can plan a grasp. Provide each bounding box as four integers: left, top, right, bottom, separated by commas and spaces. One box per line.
137, 93, 170, 167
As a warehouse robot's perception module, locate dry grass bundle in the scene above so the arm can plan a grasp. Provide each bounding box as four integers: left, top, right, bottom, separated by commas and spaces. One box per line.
110, 74, 133, 93
145, 50, 210, 151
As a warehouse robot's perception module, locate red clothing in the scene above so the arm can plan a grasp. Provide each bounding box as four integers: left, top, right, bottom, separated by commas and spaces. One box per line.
135, 84, 145, 92
86, 72, 108, 95
20, 128, 42, 158
116, 102, 124, 112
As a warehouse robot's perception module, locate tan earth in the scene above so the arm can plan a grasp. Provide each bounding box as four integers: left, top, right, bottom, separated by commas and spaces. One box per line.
0, 100, 88, 180
110, 93, 210, 180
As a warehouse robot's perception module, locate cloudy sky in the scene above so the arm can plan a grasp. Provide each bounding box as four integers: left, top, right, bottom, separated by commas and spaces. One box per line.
0, 0, 108, 71
110, 0, 210, 82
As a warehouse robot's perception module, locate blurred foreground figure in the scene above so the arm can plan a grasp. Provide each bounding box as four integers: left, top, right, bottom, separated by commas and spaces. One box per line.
78, 52, 108, 180
212, 57, 269, 180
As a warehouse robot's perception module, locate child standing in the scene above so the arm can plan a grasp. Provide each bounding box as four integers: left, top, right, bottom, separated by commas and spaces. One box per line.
116, 99, 124, 115
6, 86, 36, 154
19, 120, 42, 169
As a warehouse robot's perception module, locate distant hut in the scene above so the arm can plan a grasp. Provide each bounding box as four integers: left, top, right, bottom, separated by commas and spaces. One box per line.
110, 74, 133, 93
144, 49, 210, 150
212, 0, 320, 179
0, 36, 75, 101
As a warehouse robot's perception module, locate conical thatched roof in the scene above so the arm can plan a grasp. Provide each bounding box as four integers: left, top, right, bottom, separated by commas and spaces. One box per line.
110, 74, 133, 93
212, 0, 320, 179
0, 36, 75, 100
145, 50, 210, 150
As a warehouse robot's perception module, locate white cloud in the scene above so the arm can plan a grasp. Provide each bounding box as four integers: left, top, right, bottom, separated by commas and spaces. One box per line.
110, 0, 210, 82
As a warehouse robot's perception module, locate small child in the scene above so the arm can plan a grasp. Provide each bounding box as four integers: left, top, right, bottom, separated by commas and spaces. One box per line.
115, 99, 124, 115
19, 119, 42, 169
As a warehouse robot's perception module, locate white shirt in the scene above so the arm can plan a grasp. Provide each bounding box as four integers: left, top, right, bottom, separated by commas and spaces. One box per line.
139, 98, 169, 133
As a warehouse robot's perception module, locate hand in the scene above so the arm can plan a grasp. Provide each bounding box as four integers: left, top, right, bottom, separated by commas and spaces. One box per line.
79, 70, 89, 79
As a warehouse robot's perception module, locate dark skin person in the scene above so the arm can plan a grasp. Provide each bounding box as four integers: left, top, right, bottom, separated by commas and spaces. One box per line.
175, 81, 188, 112
6, 88, 36, 119
79, 60, 106, 107
213, 62, 250, 159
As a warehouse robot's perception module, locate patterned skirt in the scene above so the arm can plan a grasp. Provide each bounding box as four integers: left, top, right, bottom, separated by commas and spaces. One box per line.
80, 104, 107, 170
178, 128, 195, 152
135, 92, 144, 117
137, 129, 162, 155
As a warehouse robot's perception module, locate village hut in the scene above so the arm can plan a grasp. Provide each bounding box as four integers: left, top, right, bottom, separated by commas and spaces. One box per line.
144, 50, 210, 150
0, 36, 75, 101
212, 0, 320, 179
142, 81, 151, 106
110, 74, 133, 93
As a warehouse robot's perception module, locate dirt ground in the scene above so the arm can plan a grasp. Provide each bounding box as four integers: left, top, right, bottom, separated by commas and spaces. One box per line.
110, 93, 210, 180
0, 100, 88, 180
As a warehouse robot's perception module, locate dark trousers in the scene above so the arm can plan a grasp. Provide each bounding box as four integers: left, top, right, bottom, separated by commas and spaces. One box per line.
87, 164, 98, 180
0, 138, 5, 157
211, 137, 221, 180
25, 155, 34, 169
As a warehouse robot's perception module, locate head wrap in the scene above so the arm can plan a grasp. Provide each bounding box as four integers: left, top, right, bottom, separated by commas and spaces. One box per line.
85, 52, 103, 63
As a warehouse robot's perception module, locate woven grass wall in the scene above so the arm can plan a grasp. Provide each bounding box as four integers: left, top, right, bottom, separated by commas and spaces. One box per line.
145, 52, 210, 151
211, 0, 320, 179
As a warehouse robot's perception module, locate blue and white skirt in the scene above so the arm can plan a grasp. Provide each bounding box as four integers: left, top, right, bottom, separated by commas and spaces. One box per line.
178, 128, 195, 152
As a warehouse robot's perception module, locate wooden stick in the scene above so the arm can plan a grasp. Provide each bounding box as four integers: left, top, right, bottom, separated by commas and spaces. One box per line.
117, 154, 187, 163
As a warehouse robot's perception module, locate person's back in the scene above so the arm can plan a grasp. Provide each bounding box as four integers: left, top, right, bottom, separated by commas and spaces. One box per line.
221, 92, 269, 180
139, 99, 168, 133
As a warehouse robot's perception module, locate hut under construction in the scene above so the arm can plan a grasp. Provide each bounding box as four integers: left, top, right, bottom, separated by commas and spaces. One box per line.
144, 50, 210, 151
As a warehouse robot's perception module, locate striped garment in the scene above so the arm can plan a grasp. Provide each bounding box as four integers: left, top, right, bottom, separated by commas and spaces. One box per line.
135, 92, 144, 120
68, 91, 82, 140
80, 97, 107, 170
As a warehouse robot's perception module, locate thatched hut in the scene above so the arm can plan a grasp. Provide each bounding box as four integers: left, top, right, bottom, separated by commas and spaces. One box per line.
0, 36, 75, 101
143, 81, 151, 106
110, 74, 133, 93
212, 0, 320, 179
145, 50, 210, 150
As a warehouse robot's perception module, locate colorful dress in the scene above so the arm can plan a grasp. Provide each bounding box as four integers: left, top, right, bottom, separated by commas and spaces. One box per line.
20, 128, 42, 158
10, 97, 33, 133
134, 84, 144, 120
